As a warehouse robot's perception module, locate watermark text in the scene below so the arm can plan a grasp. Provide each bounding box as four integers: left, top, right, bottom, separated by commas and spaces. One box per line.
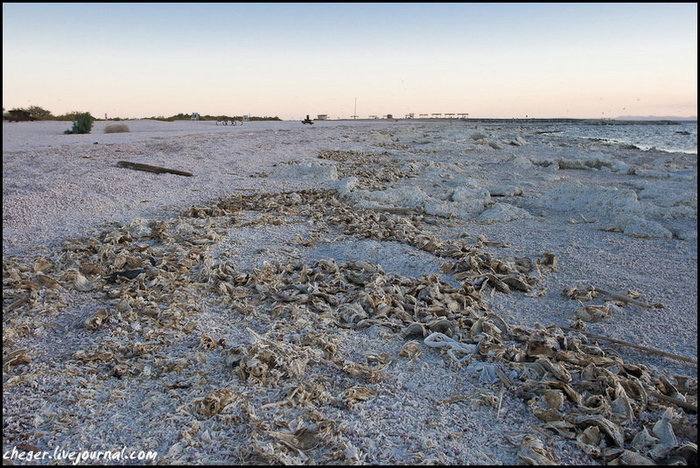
3, 445, 158, 465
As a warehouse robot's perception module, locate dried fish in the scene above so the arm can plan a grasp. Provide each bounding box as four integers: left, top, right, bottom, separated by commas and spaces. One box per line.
3, 180, 697, 466
542, 389, 565, 410
517, 435, 557, 465
84, 307, 108, 330
526, 331, 561, 357
501, 275, 531, 292
427, 319, 456, 337
398, 341, 421, 359
3, 349, 31, 369
574, 415, 624, 447
336, 302, 368, 326
402, 322, 427, 339
535, 357, 571, 383
651, 407, 678, 453
606, 449, 655, 465
342, 386, 377, 409
667, 442, 697, 465
197, 388, 235, 418
631, 427, 659, 452
64, 269, 98, 291
576, 425, 602, 458
470, 389, 499, 409
529, 397, 564, 422
609, 382, 634, 425
200, 331, 218, 350
537, 253, 557, 273
575, 303, 610, 322
35, 273, 60, 289
424, 332, 477, 363
339, 360, 387, 383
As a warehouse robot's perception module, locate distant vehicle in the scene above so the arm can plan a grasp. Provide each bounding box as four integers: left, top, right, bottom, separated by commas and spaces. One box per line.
191, 112, 199, 121
216, 118, 242, 126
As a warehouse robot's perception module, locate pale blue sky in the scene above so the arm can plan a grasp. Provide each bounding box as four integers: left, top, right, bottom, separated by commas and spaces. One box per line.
3, 3, 697, 119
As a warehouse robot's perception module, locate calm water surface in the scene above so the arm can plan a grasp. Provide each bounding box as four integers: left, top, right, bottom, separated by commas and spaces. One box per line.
553, 121, 697, 155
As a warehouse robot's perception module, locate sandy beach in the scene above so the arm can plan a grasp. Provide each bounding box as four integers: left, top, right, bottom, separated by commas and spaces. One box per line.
3, 118, 697, 465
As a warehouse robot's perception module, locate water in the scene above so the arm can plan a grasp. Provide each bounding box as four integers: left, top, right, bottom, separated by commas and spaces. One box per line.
552, 121, 697, 155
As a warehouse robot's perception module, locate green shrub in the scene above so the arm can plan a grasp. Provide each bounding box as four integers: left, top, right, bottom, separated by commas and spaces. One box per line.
64, 112, 94, 134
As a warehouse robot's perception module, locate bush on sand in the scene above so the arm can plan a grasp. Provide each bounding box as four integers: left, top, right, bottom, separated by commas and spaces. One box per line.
104, 123, 130, 133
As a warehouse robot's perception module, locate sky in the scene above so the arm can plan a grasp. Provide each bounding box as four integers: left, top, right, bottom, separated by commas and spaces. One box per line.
2, 3, 697, 120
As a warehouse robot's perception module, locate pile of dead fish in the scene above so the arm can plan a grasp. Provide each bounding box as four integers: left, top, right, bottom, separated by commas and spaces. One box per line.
318, 149, 419, 191
3, 186, 696, 463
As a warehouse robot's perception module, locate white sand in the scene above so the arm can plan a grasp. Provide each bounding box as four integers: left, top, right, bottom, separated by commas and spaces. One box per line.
2, 119, 378, 255
3, 119, 696, 464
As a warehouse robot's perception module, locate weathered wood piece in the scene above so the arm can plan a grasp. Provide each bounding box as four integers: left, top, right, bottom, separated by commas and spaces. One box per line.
117, 161, 193, 177
561, 327, 697, 365
649, 391, 697, 413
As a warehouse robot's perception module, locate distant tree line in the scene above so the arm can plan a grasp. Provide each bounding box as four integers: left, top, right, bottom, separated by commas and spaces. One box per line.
2, 106, 89, 122
2, 106, 281, 122
144, 113, 281, 122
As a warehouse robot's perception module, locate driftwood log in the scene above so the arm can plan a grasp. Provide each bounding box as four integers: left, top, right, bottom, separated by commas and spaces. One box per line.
649, 391, 697, 413
561, 327, 697, 365
117, 161, 193, 177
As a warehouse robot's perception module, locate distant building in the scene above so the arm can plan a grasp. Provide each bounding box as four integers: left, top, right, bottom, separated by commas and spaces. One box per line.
385, 114, 393, 119
316, 114, 328, 120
